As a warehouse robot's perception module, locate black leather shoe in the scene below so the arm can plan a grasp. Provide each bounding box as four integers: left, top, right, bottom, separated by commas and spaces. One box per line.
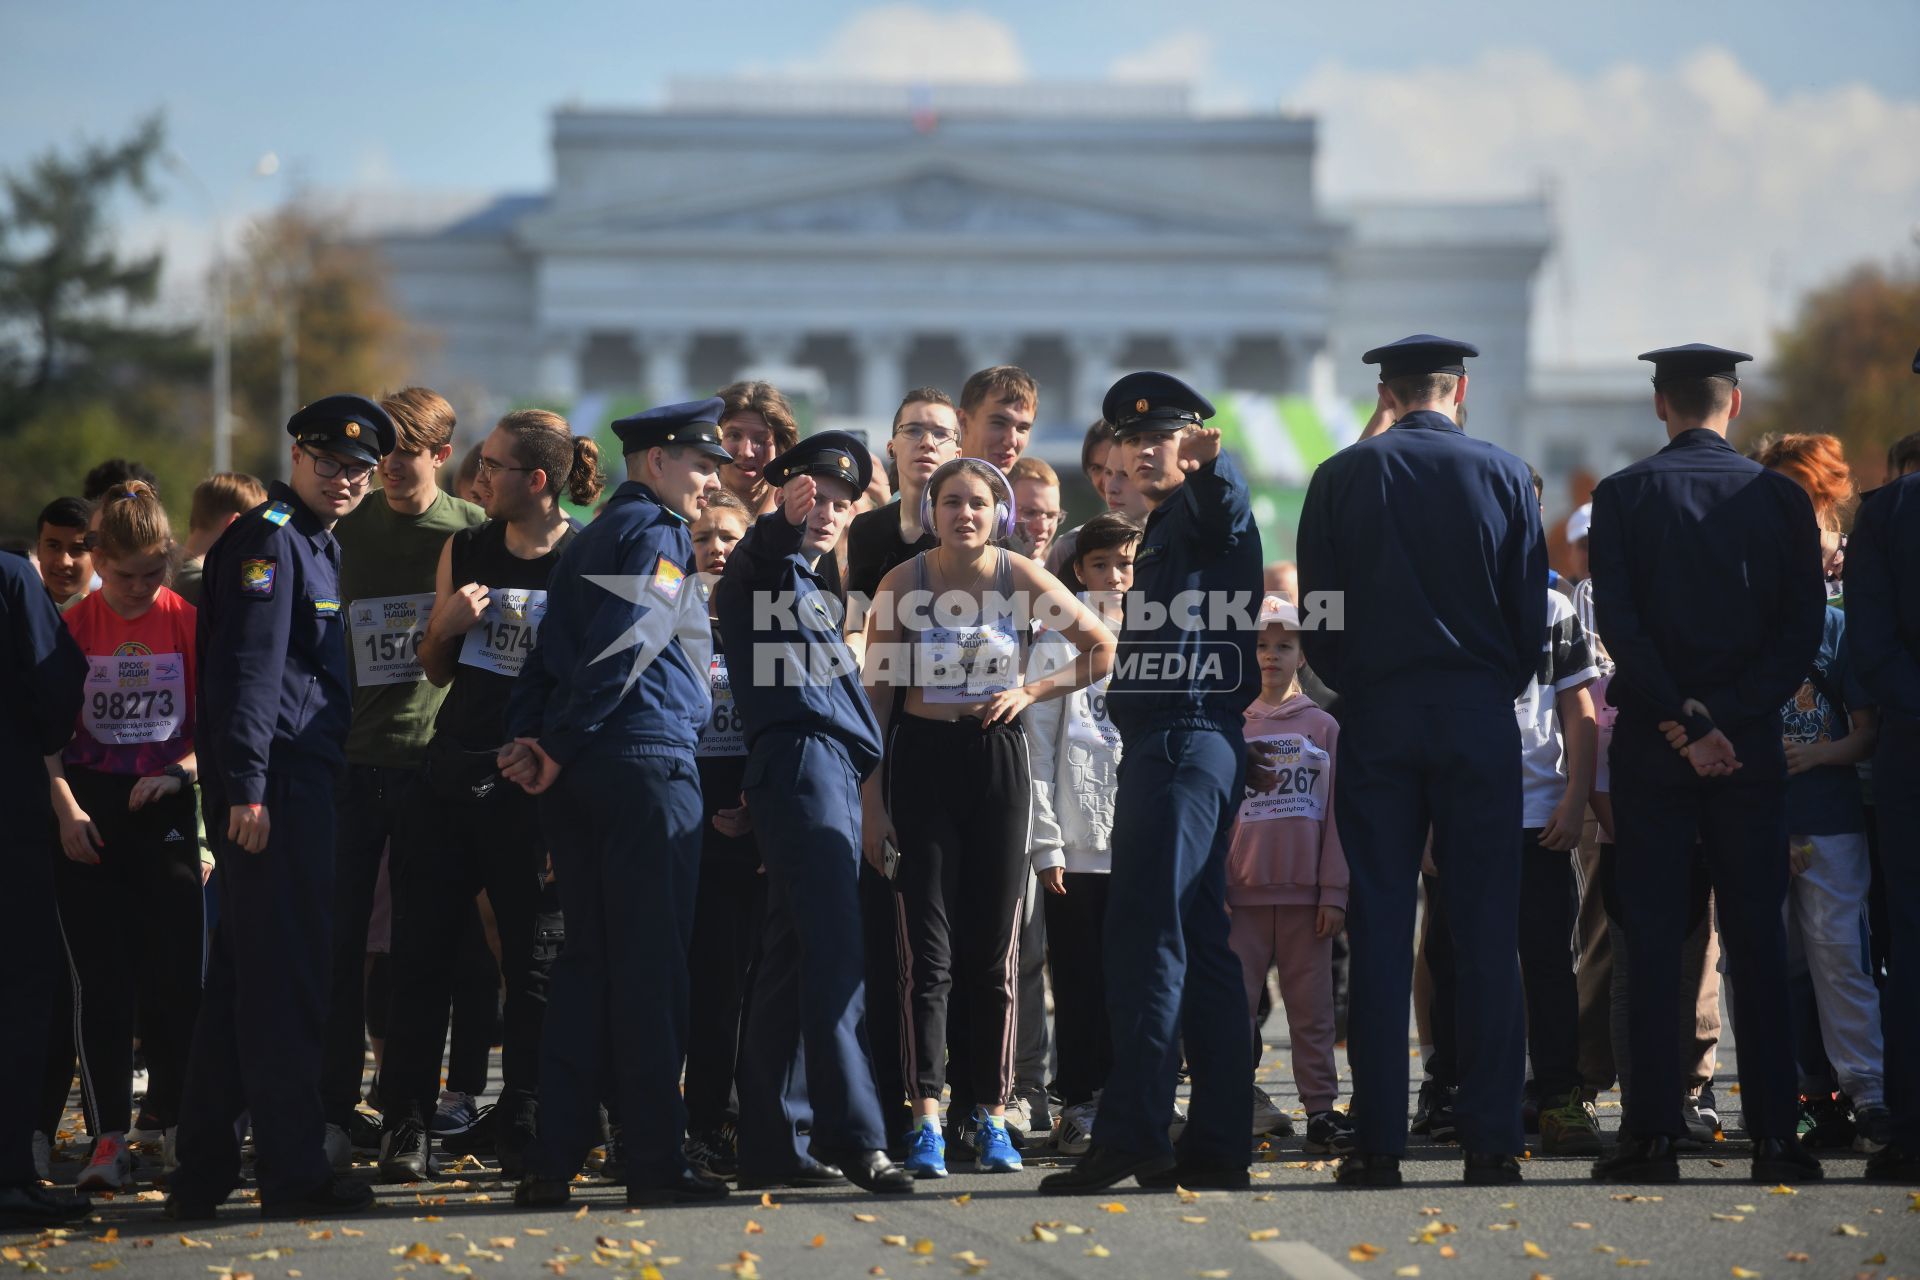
496, 1102, 537, 1180
627, 1168, 730, 1206
1334, 1152, 1402, 1188
1137, 1162, 1250, 1190
1750, 1137, 1823, 1184
379, 1114, 433, 1183
1037, 1146, 1175, 1193
836, 1150, 916, 1195
514, 1175, 571, 1208
737, 1159, 846, 1190
160, 1190, 218, 1222
1864, 1144, 1920, 1183
260, 1175, 375, 1218
1591, 1135, 1680, 1183
1463, 1152, 1522, 1185
0, 1184, 92, 1229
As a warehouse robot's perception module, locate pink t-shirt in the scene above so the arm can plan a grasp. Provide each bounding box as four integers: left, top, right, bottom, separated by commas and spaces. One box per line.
62, 588, 197, 776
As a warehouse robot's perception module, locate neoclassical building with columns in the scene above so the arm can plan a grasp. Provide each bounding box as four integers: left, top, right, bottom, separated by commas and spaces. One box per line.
378, 80, 1641, 495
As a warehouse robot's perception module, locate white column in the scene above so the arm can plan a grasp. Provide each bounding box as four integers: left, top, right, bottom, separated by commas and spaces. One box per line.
741, 328, 804, 375
535, 329, 585, 403
958, 330, 1018, 376
1174, 333, 1233, 400
635, 330, 692, 404
1068, 332, 1126, 424
1279, 332, 1329, 399
855, 330, 911, 420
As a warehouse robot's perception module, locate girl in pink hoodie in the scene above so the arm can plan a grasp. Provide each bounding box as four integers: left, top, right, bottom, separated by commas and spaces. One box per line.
1228, 595, 1354, 1155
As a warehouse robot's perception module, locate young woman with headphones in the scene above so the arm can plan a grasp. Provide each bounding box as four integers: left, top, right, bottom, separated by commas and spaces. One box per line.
860, 457, 1114, 1177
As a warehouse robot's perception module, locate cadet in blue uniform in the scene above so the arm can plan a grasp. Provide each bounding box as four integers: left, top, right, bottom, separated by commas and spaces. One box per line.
500, 398, 730, 1208
1846, 364, 1920, 1182
166, 395, 396, 1220
711, 431, 918, 1195
1588, 344, 1826, 1184
1295, 337, 1545, 1188
1040, 372, 1263, 1193
0, 552, 89, 1230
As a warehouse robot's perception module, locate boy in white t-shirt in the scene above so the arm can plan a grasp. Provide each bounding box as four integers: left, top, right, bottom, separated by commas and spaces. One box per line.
1515, 584, 1601, 1154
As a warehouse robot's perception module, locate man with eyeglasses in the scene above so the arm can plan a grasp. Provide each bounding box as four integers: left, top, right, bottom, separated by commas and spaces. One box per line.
166, 395, 396, 1222
319, 388, 484, 1171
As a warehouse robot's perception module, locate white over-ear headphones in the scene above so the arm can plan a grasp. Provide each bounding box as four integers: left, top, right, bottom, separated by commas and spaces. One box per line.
921, 457, 1016, 541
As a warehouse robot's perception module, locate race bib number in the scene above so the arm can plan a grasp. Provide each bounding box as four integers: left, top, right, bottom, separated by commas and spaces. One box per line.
1066, 675, 1122, 753
349, 593, 434, 686
1238, 733, 1330, 823
920, 624, 1019, 703
83, 652, 186, 745
458, 588, 548, 678
696, 654, 747, 758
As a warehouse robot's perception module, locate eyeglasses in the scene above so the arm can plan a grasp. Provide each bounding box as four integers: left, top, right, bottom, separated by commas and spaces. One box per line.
301, 447, 376, 485
474, 456, 535, 478
894, 424, 958, 445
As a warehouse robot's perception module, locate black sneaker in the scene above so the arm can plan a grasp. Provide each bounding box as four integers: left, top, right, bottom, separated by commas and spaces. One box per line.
1412, 1082, 1458, 1143
1334, 1152, 1402, 1188
1304, 1110, 1358, 1156
1853, 1105, 1894, 1154
495, 1099, 537, 1179
601, 1125, 627, 1183
1463, 1151, 1522, 1184
1750, 1136, 1823, 1184
345, 1109, 385, 1152
684, 1122, 739, 1179
1591, 1135, 1680, 1184
379, 1114, 433, 1183
1798, 1094, 1855, 1150
1863, 1143, 1920, 1183
440, 1103, 497, 1158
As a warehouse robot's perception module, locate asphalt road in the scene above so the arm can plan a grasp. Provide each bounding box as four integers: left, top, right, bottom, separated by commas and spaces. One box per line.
12, 1035, 1917, 1280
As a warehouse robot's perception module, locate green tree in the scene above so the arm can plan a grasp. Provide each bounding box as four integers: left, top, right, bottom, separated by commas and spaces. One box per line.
0, 113, 198, 434
1741, 260, 1920, 487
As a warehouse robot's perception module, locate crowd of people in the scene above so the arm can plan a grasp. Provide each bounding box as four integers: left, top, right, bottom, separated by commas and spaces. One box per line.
1, 338, 1917, 1230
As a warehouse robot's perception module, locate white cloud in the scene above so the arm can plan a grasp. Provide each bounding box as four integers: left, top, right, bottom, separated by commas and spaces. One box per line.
783, 4, 1028, 82
1108, 31, 1213, 83
1290, 47, 1920, 362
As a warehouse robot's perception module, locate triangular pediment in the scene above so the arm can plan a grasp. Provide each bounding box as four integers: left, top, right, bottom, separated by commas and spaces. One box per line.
522, 152, 1299, 244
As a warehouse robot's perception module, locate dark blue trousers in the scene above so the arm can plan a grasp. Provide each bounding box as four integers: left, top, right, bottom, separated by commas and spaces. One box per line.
0, 781, 59, 1189
173, 771, 336, 1206
1610, 720, 1797, 1140
1872, 713, 1920, 1148
1101, 723, 1250, 1164
736, 730, 888, 1175
1340, 702, 1526, 1157
528, 750, 701, 1190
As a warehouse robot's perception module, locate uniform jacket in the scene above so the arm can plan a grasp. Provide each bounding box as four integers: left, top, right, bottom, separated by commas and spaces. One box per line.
1845, 472, 1920, 720
1106, 450, 1264, 737
507, 481, 710, 764
1024, 627, 1122, 875
1, 552, 86, 778
196, 482, 351, 804
1226, 693, 1349, 910
711, 509, 883, 779
1296, 409, 1546, 710
1589, 428, 1825, 740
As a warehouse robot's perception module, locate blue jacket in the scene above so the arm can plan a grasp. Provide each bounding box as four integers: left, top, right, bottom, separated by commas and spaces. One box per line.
1844, 471, 1920, 720
0, 551, 86, 780
1589, 427, 1825, 736
1297, 410, 1546, 709
507, 481, 710, 762
712, 510, 883, 779
1106, 449, 1264, 738
196, 482, 351, 803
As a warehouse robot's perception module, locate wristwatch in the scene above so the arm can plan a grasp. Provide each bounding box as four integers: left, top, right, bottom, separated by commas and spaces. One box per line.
164, 763, 194, 784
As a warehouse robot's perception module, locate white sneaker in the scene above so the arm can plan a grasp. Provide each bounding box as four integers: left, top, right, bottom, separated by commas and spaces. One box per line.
1053, 1100, 1096, 1155
1252, 1085, 1296, 1137
77, 1132, 132, 1191
32, 1131, 52, 1182
324, 1122, 353, 1171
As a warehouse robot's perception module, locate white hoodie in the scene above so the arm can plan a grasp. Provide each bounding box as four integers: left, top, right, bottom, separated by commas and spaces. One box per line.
1024, 627, 1122, 875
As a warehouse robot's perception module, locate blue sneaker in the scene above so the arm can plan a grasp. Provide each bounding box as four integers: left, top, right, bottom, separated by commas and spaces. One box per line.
974, 1107, 1022, 1172
902, 1118, 947, 1179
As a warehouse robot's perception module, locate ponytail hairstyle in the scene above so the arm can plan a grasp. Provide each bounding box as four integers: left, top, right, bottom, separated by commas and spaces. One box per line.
497, 409, 605, 508
921, 456, 1017, 540
94, 480, 173, 561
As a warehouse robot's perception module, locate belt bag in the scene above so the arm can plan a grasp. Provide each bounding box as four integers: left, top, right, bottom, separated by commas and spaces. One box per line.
424, 738, 505, 805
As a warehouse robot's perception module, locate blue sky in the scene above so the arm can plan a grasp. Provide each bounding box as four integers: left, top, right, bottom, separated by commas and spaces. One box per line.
4, 1, 1917, 361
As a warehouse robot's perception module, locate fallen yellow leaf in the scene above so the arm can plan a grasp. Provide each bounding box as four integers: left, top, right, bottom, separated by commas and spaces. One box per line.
854, 1213, 878, 1224
911, 1239, 934, 1255
810, 1234, 826, 1248
1395, 1269, 1421, 1278
1731, 1268, 1762, 1278
1099, 1202, 1129, 1214
488, 1238, 515, 1250
744, 1220, 764, 1235
1864, 1253, 1887, 1265
178, 1238, 211, 1249
1195, 1272, 1231, 1279
881, 1235, 907, 1247
522, 1228, 547, 1237
1085, 1244, 1111, 1258
1249, 1228, 1280, 1241
1831, 1223, 1862, 1236
1570, 1223, 1593, 1231
1524, 1242, 1549, 1259
572, 1205, 589, 1220
1733, 1205, 1758, 1214
1031, 1225, 1059, 1244
1181, 1215, 1208, 1224
1712, 1213, 1746, 1223
1767, 1185, 1798, 1196
759, 1192, 775, 1208
1784, 1253, 1808, 1263
952, 1193, 972, 1205
1616, 1260, 1650, 1269
1349, 1243, 1386, 1262
1439, 1245, 1457, 1259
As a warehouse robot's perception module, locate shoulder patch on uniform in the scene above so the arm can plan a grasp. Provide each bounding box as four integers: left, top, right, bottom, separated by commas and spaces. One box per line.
313, 598, 341, 617
650, 555, 686, 603
241, 558, 277, 597
262, 501, 293, 528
